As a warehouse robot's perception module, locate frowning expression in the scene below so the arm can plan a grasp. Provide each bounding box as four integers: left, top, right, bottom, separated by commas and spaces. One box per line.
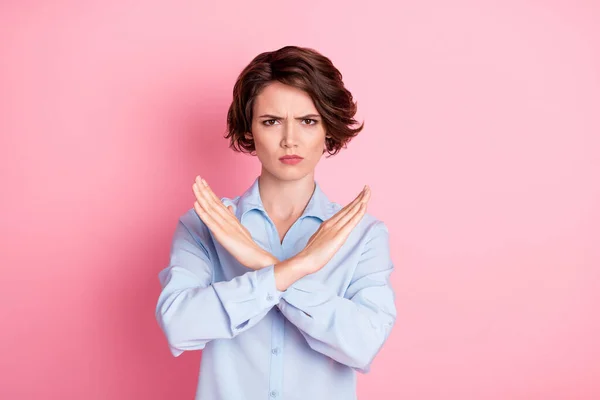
249, 81, 327, 181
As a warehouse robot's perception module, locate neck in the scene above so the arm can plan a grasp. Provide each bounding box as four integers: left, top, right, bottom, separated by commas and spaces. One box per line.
258, 169, 316, 221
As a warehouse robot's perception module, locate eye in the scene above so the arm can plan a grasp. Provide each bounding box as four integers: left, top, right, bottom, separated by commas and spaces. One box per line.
262, 119, 279, 126
302, 119, 318, 125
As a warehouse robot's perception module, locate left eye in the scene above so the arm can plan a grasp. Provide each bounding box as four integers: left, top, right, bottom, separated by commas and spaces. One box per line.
302, 119, 317, 125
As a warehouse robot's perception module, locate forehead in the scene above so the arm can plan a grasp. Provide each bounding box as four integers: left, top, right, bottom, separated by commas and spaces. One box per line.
253, 81, 318, 114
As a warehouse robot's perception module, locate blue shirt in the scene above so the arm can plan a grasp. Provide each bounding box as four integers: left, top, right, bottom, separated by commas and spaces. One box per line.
156, 177, 397, 400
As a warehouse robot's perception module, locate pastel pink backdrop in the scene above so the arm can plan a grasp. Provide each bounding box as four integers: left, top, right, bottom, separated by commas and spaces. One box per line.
1, 1, 599, 399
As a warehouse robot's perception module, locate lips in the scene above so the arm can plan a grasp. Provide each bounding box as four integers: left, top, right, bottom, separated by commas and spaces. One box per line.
279, 155, 303, 160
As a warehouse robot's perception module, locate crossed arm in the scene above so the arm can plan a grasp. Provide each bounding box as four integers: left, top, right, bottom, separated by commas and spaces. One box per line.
275, 222, 396, 373
156, 217, 396, 372
155, 177, 396, 372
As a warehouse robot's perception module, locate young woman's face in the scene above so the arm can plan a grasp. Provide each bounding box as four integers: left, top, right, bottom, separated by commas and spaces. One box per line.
250, 81, 326, 182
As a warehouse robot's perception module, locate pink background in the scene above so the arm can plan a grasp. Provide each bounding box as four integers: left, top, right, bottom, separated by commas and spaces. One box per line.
1, 1, 599, 399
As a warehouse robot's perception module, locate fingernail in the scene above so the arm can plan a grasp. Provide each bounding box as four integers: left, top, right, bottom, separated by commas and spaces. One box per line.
201, 178, 208, 186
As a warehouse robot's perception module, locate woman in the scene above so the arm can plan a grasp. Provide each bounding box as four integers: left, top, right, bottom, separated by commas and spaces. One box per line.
156, 46, 396, 400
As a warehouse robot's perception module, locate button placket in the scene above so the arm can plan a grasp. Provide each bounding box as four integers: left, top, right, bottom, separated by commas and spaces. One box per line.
263, 213, 286, 400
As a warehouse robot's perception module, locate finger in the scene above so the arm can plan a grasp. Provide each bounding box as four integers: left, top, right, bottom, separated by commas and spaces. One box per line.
194, 177, 217, 205
336, 186, 370, 225
198, 178, 242, 226
345, 185, 368, 210
329, 186, 369, 226
339, 202, 367, 235
336, 189, 370, 228
193, 200, 222, 233
192, 182, 209, 207
198, 177, 228, 210
194, 179, 242, 234
199, 178, 237, 223
327, 186, 366, 225
193, 180, 230, 222
362, 186, 371, 203
193, 183, 225, 227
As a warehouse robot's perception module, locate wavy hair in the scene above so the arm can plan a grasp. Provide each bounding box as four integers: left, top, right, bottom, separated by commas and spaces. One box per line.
225, 45, 364, 157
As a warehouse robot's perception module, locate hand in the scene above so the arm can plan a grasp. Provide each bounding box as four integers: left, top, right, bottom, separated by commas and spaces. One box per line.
192, 176, 278, 270
297, 185, 371, 275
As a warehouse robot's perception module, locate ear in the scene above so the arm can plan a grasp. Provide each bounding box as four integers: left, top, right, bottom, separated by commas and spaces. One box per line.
243, 131, 253, 140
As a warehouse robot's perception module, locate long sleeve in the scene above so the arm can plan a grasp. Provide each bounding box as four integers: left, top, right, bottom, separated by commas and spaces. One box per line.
277, 221, 396, 373
155, 219, 282, 357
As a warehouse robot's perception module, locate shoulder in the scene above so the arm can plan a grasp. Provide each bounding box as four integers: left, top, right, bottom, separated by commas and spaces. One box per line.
177, 207, 212, 247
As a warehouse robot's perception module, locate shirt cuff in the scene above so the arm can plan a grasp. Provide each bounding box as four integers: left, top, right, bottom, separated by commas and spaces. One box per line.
258, 264, 285, 306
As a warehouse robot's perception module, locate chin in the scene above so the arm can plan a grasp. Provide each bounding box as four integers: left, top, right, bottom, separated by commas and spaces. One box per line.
277, 170, 308, 181
266, 165, 311, 182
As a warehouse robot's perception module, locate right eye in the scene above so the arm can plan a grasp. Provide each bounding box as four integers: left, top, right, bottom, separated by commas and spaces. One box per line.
262, 119, 278, 126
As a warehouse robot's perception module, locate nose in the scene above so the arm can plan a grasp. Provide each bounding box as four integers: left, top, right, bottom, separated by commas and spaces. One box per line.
281, 121, 299, 148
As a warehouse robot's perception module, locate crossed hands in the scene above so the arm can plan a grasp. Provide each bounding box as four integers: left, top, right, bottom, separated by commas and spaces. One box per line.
192, 176, 370, 275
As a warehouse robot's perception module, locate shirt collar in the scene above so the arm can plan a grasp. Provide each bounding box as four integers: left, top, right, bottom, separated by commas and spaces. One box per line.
236, 176, 331, 222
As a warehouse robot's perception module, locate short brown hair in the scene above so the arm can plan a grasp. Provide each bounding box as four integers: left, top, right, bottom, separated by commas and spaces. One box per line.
225, 46, 364, 157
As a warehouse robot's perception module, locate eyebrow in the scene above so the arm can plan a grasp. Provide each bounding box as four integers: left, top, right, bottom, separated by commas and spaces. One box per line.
258, 114, 321, 120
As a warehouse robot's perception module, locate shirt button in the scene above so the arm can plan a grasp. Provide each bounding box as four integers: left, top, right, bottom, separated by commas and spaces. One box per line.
266, 293, 273, 301
271, 347, 280, 355
270, 390, 278, 397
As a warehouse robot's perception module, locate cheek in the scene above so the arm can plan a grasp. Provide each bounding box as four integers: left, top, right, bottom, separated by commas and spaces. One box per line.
251, 129, 266, 149
309, 132, 327, 152
254, 136, 276, 153
252, 134, 278, 163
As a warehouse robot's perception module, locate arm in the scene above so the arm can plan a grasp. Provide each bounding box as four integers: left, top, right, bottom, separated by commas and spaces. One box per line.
155, 220, 283, 357
277, 222, 397, 373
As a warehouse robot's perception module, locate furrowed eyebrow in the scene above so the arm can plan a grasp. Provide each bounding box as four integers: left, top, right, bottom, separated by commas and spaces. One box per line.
258, 114, 321, 120
296, 114, 321, 120
257, 114, 282, 119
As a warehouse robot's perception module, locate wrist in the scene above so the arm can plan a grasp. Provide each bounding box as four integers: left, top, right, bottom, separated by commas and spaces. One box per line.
290, 250, 314, 275
273, 255, 311, 292
255, 250, 279, 270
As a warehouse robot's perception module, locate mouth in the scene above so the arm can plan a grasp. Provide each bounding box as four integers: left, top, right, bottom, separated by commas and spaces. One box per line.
279, 155, 304, 165
279, 155, 304, 160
